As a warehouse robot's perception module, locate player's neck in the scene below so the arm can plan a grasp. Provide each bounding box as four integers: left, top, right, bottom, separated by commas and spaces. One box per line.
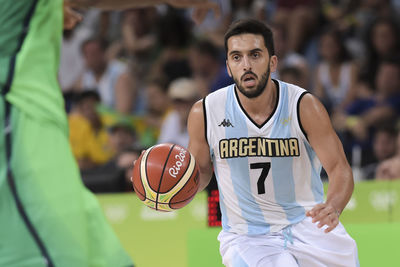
237, 79, 277, 125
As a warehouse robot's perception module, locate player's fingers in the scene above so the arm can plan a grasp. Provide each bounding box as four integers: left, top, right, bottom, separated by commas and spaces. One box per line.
306, 203, 325, 218
312, 208, 329, 224
314, 208, 339, 231
324, 218, 339, 233
133, 150, 146, 166
316, 211, 332, 227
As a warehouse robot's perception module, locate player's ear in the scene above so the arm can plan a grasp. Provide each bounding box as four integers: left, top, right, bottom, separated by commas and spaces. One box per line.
270, 55, 278, 73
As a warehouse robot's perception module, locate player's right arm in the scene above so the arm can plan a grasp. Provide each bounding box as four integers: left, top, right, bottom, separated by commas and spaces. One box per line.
187, 100, 213, 192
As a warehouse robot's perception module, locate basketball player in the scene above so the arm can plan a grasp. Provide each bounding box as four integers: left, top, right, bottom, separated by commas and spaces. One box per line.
187, 19, 359, 266
0, 0, 218, 266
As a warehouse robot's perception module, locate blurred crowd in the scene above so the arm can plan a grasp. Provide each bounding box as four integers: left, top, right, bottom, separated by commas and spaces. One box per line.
59, 0, 400, 192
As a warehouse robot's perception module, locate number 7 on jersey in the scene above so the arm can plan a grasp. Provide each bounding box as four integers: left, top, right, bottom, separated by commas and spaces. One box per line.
250, 162, 271, 195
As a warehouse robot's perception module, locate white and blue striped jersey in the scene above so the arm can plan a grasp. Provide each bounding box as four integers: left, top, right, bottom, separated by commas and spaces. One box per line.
204, 80, 324, 235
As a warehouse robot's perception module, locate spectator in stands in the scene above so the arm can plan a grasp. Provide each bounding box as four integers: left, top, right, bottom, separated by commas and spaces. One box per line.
279, 66, 307, 88
188, 38, 233, 96
75, 38, 136, 114
120, 8, 159, 80
333, 58, 400, 164
158, 78, 200, 147
59, 28, 91, 93
376, 129, 400, 180
228, 0, 267, 22
190, 0, 232, 48
150, 8, 193, 84
68, 91, 114, 170
361, 17, 400, 92
109, 122, 137, 154
272, 0, 320, 54
81, 121, 140, 193
314, 28, 358, 114
345, 59, 400, 141
119, 77, 172, 149
271, 23, 310, 88
109, 123, 141, 190
362, 125, 398, 179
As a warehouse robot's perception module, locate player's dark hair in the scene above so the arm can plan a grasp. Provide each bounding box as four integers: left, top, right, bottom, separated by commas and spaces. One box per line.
224, 19, 275, 57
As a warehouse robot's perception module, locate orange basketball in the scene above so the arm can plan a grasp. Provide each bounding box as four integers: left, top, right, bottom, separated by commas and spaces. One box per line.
132, 143, 200, 212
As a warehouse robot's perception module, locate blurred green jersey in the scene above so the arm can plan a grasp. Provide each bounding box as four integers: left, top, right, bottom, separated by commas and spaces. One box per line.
0, 1, 133, 266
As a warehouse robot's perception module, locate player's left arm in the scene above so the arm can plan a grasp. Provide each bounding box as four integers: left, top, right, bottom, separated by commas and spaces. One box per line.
300, 93, 354, 233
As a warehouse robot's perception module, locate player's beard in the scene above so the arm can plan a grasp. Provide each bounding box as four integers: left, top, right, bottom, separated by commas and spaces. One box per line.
232, 64, 271, 99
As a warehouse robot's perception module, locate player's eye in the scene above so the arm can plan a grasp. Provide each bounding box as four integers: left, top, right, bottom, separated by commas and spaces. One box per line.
252, 52, 260, 58
232, 54, 241, 61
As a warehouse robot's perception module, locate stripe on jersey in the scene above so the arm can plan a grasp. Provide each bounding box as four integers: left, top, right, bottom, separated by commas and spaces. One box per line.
224, 87, 269, 234
214, 165, 230, 231
271, 83, 305, 223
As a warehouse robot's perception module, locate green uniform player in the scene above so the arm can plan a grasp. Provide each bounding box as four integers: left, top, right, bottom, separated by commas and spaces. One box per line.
0, 0, 133, 266
0, 0, 219, 266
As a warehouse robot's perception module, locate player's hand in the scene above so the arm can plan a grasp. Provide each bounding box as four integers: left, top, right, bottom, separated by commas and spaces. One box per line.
166, 0, 221, 24
306, 203, 340, 233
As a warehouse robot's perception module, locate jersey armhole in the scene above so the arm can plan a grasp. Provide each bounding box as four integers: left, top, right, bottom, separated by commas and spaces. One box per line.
297, 91, 310, 141
202, 96, 209, 145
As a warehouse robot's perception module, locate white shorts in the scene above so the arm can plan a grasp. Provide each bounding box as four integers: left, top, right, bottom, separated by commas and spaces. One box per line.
218, 217, 359, 267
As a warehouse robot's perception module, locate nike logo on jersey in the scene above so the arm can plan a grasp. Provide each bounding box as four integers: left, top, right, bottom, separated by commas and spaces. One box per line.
218, 119, 234, 127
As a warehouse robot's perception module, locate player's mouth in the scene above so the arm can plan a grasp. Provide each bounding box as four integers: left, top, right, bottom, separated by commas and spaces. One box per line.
242, 73, 257, 87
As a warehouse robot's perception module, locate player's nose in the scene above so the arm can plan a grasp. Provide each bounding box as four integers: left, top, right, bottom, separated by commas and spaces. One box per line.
242, 56, 252, 71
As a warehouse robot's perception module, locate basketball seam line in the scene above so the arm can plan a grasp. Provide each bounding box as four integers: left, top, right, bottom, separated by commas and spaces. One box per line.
155, 144, 176, 210
158, 150, 191, 195
136, 188, 198, 205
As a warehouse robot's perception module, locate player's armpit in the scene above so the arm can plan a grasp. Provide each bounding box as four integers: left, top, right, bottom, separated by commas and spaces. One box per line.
187, 100, 213, 192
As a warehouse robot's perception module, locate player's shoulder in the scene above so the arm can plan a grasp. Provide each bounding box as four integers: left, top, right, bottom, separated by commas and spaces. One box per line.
298, 90, 328, 120
276, 79, 308, 96
205, 83, 234, 103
